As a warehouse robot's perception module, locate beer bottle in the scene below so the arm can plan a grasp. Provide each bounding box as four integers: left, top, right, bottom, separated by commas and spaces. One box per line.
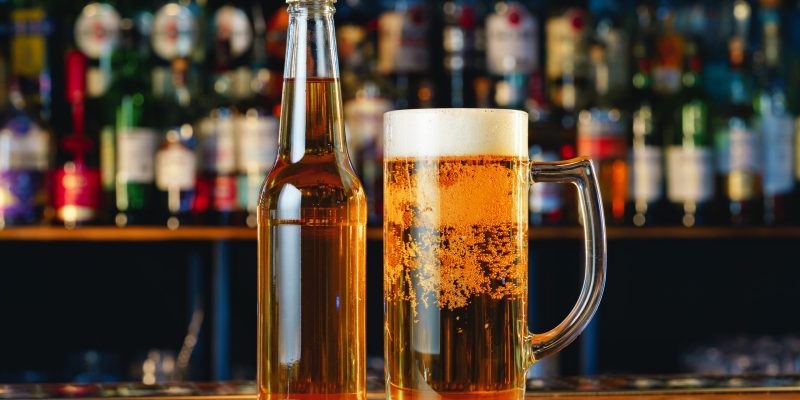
258, 0, 366, 399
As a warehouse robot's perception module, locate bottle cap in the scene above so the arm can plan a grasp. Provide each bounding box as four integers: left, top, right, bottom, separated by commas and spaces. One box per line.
286, 0, 336, 3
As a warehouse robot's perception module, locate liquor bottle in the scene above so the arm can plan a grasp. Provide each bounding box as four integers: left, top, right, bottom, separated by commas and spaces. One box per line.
665, 40, 714, 228
714, 37, 762, 226
53, 51, 101, 228
258, 0, 366, 399
0, 83, 50, 228
200, 1, 255, 225
577, 42, 627, 225
628, 51, 664, 227
234, 2, 279, 228
442, 0, 484, 107
197, 108, 237, 225
74, 2, 122, 224
152, 1, 201, 228
485, 1, 537, 110
377, 0, 434, 108
754, 0, 795, 225
110, 14, 158, 226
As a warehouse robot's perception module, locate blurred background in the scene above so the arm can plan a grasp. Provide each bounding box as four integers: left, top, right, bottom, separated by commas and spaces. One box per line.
1, 0, 800, 385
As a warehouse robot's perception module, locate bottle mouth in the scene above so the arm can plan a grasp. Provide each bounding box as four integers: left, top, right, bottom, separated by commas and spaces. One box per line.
286, 0, 336, 3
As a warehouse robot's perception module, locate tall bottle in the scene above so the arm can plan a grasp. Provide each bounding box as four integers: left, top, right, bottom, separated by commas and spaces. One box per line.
665, 41, 714, 227
577, 42, 627, 225
110, 13, 158, 226
74, 2, 121, 224
199, 1, 256, 225
54, 51, 101, 228
377, 0, 434, 108
754, 0, 795, 225
258, 0, 366, 399
235, 2, 279, 228
628, 50, 664, 226
0, 83, 50, 228
714, 36, 762, 226
152, 1, 201, 228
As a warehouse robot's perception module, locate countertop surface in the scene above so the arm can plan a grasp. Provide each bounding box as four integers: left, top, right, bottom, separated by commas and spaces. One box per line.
4, 375, 800, 399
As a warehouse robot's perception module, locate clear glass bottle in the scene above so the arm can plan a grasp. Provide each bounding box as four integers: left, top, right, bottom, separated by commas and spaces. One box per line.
257, 1, 366, 399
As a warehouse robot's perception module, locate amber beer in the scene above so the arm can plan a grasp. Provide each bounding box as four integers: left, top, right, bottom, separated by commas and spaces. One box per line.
383, 109, 606, 400
385, 156, 528, 399
258, 1, 366, 399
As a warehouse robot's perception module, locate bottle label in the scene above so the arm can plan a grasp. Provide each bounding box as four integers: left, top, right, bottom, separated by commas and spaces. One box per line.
118, 128, 157, 184
235, 114, 278, 173
577, 109, 626, 160
630, 146, 663, 202
545, 9, 589, 82
86, 67, 111, 98
761, 115, 795, 196
200, 114, 237, 174
0, 170, 45, 221
54, 164, 101, 223
74, 3, 121, 60
378, 6, 429, 74
213, 5, 253, 59
486, 3, 537, 75
152, 3, 197, 60
666, 146, 714, 203
156, 144, 196, 191
0, 117, 49, 171
652, 67, 682, 95
715, 125, 759, 174
100, 125, 115, 190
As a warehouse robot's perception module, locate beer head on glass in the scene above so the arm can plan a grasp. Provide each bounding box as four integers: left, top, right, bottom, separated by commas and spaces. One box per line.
383, 109, 606, 400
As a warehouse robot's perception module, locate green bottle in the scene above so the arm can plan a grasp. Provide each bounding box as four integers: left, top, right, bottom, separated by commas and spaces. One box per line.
110, 16, 158, 226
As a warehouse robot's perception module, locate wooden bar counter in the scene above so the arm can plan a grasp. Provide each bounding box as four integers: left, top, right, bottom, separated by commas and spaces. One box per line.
4, 375, 800, 399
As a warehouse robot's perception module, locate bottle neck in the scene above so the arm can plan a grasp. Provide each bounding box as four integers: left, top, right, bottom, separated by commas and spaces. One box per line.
280, 1, 345, 162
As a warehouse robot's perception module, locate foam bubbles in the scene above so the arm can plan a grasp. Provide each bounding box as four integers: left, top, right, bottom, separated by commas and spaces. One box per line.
384, 108, 528, 158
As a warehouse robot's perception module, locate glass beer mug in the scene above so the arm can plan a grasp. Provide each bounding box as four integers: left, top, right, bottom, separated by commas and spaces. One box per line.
383, 109, 606, 400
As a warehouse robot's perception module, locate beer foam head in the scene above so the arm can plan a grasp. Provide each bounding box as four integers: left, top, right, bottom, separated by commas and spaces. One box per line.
384, 109, 528, 158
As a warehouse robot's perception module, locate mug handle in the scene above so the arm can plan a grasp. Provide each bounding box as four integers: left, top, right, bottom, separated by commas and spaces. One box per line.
526, 156, 607, 364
